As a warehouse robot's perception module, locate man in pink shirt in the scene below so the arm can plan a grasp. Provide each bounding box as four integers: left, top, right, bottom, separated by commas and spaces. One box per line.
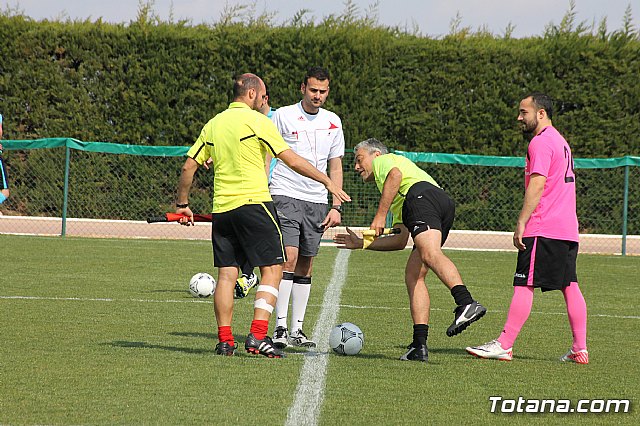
466, 93, 588, 364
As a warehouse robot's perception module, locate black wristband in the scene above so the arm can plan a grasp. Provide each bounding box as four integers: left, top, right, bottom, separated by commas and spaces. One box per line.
331, 205, 342, 214
176, 203, 189, 208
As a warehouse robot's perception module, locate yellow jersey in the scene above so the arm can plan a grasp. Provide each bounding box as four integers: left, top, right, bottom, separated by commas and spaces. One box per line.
187, 102, 290, 213
372, 153, 440, 225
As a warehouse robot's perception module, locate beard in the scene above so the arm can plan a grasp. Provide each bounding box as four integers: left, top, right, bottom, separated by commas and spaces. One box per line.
522, 118, 538, 143
252, 98, 264, 112
522, 118, 538, 135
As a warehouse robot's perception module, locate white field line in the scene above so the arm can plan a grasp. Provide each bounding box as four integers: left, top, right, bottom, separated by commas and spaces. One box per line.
0, 295, 211, 304
1, 293, 637, 320
285, 249, 351, 426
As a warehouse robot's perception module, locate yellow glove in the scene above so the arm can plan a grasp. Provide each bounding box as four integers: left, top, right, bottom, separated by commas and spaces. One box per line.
361, 228, 400, 249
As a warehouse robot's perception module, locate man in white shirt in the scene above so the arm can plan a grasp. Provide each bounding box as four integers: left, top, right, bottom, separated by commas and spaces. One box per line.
269, 67, 345, 348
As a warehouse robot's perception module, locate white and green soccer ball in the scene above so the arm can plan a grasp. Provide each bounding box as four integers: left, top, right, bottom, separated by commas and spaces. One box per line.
329, 322, 364, 355
189, 273, 216, 298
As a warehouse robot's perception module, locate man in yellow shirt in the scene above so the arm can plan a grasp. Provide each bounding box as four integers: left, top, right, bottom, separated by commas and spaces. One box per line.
176, 73, 349, 358
334, 138, 485, 363
233, 83, 277, 299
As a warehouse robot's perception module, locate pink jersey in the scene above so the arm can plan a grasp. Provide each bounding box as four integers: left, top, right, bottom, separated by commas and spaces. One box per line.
523, 126, 579, 242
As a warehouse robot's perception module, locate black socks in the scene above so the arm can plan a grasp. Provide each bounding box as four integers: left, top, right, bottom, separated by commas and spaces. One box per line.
450, 285, 473, 306
413, 324, 429, 346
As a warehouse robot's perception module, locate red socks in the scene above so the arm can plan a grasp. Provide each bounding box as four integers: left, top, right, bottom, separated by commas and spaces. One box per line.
218, 326, 234, 346
219, 320, 272, 344
250, 319, 269, 340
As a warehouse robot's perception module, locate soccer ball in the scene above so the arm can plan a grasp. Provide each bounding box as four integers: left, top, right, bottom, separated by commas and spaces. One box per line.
329, 322, 364, 355
189, 273, 216, 298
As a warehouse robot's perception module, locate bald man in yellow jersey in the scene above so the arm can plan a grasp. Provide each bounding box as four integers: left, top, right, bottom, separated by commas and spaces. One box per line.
176, 73, 350, 358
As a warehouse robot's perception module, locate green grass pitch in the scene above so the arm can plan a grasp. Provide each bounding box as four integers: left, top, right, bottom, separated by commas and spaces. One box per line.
1, 234, 638, 424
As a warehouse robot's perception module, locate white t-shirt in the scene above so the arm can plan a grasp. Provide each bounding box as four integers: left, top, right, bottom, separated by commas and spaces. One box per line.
269, 102, 345, 203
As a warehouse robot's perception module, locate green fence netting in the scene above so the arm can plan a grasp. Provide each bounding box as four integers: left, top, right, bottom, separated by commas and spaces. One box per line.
1, 139, 638, 255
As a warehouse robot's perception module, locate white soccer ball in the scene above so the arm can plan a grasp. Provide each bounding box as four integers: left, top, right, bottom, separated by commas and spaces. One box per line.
189, 273, 216, 298
329, 322, 364, 356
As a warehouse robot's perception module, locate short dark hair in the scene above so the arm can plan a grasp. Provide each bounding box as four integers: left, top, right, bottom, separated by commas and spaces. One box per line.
233, 73, 262, 99
526, 92, 554, 119
304, 66, 330, 85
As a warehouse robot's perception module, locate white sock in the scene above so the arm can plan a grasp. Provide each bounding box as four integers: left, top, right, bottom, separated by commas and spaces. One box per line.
290, 276, 312, 332
275, 272, 293, 329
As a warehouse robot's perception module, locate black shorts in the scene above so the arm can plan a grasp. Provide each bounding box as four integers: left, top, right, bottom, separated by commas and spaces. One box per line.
514, 236, 578, 291
211, 202, 286, 268
402, 181, 455, 246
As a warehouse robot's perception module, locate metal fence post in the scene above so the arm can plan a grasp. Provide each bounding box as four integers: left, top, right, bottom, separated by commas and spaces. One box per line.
621, 164, 629, 256
61, 144, 71, 237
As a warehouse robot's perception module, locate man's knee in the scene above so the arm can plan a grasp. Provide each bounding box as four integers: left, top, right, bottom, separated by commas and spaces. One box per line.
284, 258, 298, 271
284, 247, 299, 270
259, 264, 283, 283
419, 248, 444, 268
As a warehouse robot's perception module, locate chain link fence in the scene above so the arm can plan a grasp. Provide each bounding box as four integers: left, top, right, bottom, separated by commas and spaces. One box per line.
1, 139, 638, 255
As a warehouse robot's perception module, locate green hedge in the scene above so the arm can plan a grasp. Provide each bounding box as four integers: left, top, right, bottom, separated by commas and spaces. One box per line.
1, 15, 638, 156
0, 14, 638, 234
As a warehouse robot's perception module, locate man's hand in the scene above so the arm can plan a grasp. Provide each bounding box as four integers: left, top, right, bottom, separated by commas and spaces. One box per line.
202, 157, 213, 170
513, 221, 526, 250
333, 227, 363, 249
177, 207, 194, 226
320, 208, 341, 230
369, 213, 387, 237
325, 181, 350, 204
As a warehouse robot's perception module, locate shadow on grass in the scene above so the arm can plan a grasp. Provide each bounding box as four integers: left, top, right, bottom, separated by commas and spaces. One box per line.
107, 340, 215, 355
297, 349, 389, 360
427, 347, 469, 356
392, 345, 480, 356
147, 289, 191, 295
170, 331, 216, 339
170, 331, 248, 344
334, 352, 389, 360
425, 346, 546, 361
105, 339, 302, 360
